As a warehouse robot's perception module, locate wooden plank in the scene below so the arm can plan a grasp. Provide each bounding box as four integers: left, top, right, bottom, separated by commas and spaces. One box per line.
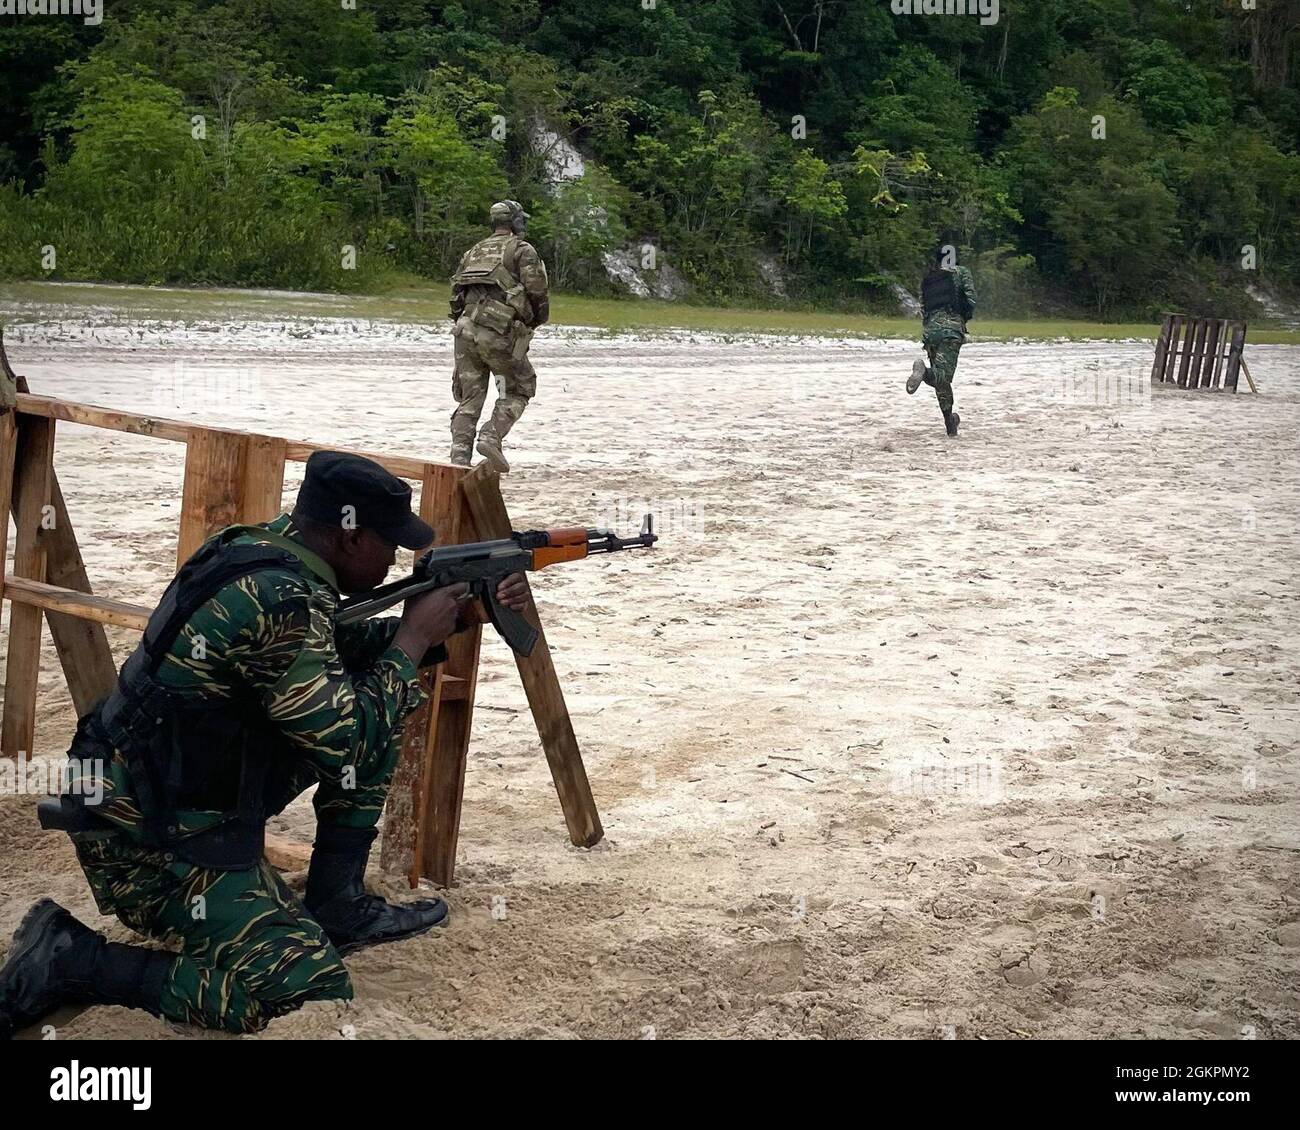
1150, 314, 1174, 383
1175, 317, 1196, 388
1186, 318, 1210, 389
241, 433, 287, 523
1224, 321, 1247, 392
1160, 315, 1183, 382
15, 394, 449, 481
2, 415, 54, 758
1210, 319, 1229, 389
177, 430, 249, 566
459, 462, 604, 852
5, 576, 149, 632
1201, 319, 1223, 389
16, 393, 193, 444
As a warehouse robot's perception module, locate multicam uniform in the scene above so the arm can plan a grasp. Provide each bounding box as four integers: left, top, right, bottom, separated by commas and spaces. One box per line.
448, 232, 550, 462
920, 265, 977, 414
68, 514, 437, 1033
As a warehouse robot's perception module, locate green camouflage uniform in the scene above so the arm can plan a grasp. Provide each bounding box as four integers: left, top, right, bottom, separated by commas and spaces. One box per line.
921, 265, 976, 413
449, 233, 550, 460
69, 514, 430, 1033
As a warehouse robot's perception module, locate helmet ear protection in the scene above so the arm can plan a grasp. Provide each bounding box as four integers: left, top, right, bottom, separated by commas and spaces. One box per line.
489, 200, 530, 235
506, 199, 529, 236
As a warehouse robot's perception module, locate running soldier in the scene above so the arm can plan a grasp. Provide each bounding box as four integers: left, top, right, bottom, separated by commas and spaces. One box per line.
907, 242, 976, 436
448, 200, 550, 472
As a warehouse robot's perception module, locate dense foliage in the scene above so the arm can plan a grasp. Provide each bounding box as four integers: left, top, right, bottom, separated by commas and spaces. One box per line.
1, 0, 1297, 318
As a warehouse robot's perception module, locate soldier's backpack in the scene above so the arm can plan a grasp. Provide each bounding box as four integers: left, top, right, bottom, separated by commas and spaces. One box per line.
922, 269, 959, 319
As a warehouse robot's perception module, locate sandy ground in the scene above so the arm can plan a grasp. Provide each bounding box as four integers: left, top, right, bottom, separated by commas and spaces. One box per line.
1, 308, 1298, 1040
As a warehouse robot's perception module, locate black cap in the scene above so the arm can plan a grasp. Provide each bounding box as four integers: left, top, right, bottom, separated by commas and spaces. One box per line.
296, 451, 434, 549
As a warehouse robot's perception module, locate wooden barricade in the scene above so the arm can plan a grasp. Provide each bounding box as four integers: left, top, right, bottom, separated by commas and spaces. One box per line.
1151, 313, 1248, 392
0, 348, 602, 887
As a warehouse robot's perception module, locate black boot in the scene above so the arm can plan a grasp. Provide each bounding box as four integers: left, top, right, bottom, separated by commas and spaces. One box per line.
304, 826, 448, 955
0, 900, 170, 1039
944, 409, 961, 436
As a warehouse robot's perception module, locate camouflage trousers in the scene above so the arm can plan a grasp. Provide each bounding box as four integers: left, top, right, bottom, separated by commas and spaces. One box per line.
921, 327, 964, 413
449, 316, 536, 456
72, 735, 403, 1034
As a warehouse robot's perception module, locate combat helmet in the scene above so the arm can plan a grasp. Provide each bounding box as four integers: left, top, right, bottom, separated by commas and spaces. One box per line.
489, 199, 530, 236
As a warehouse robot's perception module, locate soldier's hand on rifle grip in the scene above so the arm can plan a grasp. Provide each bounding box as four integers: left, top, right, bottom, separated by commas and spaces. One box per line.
394, 582, 472, 661
496, 572, 529, 612
456, 573, 528, 633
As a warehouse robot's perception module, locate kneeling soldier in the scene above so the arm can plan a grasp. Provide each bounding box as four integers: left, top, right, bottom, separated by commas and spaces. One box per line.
0, 451, 528, 1037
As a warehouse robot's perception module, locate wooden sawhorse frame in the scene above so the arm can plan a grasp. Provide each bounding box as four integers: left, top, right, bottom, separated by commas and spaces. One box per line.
0, 347, 602, 887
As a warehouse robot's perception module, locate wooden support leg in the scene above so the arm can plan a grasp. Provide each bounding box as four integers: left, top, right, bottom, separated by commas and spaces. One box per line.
380, 464, 485, 888
3, 375, 117, 713
37, 470, 119, 713
460, 462, 604, 850
2, 415, 55, 758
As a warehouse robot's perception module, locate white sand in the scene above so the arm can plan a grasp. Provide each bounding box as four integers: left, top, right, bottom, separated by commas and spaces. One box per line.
1, 313, 1298, 1039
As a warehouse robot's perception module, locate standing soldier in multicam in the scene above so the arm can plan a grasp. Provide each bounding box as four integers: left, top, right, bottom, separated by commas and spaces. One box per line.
448, 199, 550, 472
0, 452, 529, 1038
907, 240, 976, 436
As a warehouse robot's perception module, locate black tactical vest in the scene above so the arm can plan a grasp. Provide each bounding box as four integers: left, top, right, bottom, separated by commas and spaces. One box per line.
90, 528, 312, 869
922, 269, 961, 319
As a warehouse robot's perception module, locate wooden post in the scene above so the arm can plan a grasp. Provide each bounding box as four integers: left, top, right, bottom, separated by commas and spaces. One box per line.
378, 464, 486, 888
241, 434, 287, 524
2, 415, 55, 758
459, 462, 604, 852
177, 430, 250, 565
417, 494, 484, 887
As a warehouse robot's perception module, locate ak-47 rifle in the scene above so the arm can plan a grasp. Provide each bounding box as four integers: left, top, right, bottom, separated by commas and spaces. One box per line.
336, 515, 658, 657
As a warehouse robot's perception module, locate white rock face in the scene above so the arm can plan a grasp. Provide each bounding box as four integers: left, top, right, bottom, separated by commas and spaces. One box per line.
601, 247, 691, 300
528, 117, 586, 186
755, 253, 789, 300
1246, 283, 1300, 329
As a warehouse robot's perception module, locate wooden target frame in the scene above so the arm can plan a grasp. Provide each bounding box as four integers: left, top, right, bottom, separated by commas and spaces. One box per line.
1151, 313, 1248, 392
0, 340, 601, 887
